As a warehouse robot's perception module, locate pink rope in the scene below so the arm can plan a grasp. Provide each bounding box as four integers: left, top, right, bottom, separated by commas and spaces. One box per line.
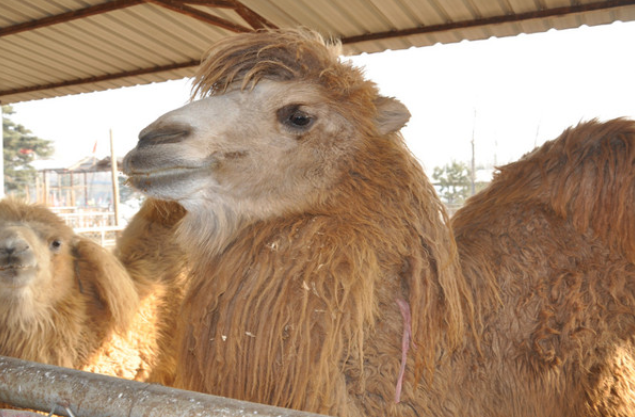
395, 297, 412, 403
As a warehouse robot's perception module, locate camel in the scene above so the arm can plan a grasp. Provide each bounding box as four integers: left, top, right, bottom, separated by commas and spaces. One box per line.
451, 118, 635, 416
123, 28, 471, 416
0, 198, 139, 373
122, 28, 635, 416
0, 197, 187, 388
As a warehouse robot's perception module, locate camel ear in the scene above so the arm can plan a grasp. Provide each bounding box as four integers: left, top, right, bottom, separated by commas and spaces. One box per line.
73, 237, 139, 333
374, 96, 411, 135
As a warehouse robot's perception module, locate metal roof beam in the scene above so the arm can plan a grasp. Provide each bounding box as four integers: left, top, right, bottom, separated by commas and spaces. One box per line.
0, 0, 144, 37
231, 1, 278, 30
0, 0, 261, 38
147, 0, 252, 32
341, 0, 635, 44
179, 0, 235, 7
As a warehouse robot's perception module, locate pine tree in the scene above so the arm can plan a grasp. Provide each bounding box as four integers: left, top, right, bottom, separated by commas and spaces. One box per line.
2, 105, 54, 197
432, 160, 471, 206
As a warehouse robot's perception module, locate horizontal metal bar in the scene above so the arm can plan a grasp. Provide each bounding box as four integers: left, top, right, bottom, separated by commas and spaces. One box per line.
0, 356, 327, 417
73, 226, 126, 233
0, 0, 144, 38
341, 0, 635, 44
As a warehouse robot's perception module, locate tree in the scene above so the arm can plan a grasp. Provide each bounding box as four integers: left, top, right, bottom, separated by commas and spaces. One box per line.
432, 160, 471, 206
2, 105, 54, 197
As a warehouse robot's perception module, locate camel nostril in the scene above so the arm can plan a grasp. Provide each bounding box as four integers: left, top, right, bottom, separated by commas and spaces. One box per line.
1, 241, 30, 256
138, 126, 191, 148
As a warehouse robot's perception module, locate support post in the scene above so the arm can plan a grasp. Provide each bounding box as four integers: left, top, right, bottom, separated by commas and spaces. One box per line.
109, 129, 120, 226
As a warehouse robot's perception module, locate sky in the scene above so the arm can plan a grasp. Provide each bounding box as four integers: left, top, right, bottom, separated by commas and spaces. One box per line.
9, 20, 635, 176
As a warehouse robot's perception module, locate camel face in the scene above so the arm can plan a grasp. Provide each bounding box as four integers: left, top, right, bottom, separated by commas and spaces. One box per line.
124, 81, 353, 215
0, 221, 64, 292
0, 210, 76, 325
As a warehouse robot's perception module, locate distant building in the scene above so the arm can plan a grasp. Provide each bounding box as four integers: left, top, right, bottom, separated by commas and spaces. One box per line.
31, 155, 122, 209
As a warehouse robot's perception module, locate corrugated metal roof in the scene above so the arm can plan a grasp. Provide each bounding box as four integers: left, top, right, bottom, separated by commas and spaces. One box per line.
2, 0, 635, 104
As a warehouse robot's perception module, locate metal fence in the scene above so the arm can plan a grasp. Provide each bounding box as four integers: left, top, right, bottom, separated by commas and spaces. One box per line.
73, 226, 125, 248
48, 207, 124, 248
0, 356, 327, 417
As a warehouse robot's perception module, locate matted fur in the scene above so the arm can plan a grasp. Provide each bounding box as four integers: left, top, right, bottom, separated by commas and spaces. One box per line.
193, 29, 346, 97
451, 119, 635, 416
191, 27, 470, 368
124, 29, 474, 416
113, 198, 189, 385
125, 28, 635, 415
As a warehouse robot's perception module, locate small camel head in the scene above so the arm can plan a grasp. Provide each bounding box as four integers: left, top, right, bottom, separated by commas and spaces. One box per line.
0, 224, 62, 289
0, 200, 76, 319
123, 30, 411, 230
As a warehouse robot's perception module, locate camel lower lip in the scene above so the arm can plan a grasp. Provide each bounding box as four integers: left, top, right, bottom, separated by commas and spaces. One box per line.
127, 165, 213, 184
0, 269, 18, 278
0, 267, 33, 284
125, 165, 214, 197
126, 165, 209, 178
0, 265, 29, 272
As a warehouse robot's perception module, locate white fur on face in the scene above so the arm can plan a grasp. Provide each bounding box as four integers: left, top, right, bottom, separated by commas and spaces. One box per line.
0, 224, 50, 288
0, 221, 66, 323
124, 80, 355, 220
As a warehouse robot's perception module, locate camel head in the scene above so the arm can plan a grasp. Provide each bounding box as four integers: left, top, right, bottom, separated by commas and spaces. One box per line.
0, 199, 76, 322
123, 29, 410, 252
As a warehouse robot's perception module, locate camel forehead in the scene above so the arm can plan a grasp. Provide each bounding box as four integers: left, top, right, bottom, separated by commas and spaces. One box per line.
0, 220, 70, 243
179, 81, 326, 118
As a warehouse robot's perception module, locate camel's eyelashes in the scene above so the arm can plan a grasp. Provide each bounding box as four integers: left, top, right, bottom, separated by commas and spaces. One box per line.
277, 105, 315, 131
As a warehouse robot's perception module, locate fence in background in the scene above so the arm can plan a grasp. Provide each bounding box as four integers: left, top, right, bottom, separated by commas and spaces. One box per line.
49, 207, 124, 248
73, 225, 125, 248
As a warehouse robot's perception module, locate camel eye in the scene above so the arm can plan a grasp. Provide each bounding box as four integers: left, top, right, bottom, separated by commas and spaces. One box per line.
50, 239, 62, 253
278, 105, 315, 131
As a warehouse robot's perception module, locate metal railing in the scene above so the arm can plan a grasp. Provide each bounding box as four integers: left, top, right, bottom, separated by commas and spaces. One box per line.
47, 207, 124, 248
0, 356, 328, 417
73, 225, 125, 248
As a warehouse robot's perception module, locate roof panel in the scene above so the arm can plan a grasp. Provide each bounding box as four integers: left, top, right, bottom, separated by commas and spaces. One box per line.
2, 0, 635, 104
295, 0, 361, 35
366, 0, 419, 28
237, 1, 299, 27
438, 0, 477, 22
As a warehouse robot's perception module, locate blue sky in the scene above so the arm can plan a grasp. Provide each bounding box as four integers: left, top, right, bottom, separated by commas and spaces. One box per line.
11, 20, 635, 175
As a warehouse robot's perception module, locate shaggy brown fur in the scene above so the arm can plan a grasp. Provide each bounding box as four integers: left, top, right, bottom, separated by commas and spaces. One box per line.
123, 29, 635, 416
0, 198, 138, 372
123, 29, 473, 416
452, 118, 635, 416
113, 198, 189, 385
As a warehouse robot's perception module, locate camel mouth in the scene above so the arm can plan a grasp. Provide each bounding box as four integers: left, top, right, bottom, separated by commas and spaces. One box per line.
0, 263, 32, 272
123, 151, 245, 196
123, 150, 221, 177
125, 165, 211, 179
0, 265, 36, 286
124, 162, 218, 198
